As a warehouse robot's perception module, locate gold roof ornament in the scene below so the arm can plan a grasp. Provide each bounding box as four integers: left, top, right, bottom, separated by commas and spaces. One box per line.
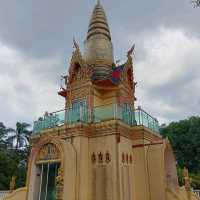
84, 1, 114, 65
9, 176, 17, 192
56, 167, 64, 186
125, 44, 135, 67
70, 38, 86, 68
183, 167, 191, 191
87, 1, 111, 41
73, 37, 80, 51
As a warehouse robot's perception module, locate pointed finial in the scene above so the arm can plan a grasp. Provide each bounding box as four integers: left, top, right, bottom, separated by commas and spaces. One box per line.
183, 167, 191, 191
10, 176, 17, 191
97, 0, 100, 5
127, 44, 135, 57
73, 37, 79, 50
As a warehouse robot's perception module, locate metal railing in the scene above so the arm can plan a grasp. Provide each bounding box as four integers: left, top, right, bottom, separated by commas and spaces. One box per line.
33, 106, 88, 134
135, 107, 160, 133
0, 191, 9, 200
193, 190, 200, 197
33, 104, 159, 134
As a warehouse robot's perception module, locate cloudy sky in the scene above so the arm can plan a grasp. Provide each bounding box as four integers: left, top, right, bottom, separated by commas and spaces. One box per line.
0, 0, 199, 127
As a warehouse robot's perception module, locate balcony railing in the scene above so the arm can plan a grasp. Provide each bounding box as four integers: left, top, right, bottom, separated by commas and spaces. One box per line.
33, 104, 159, 134
0, 191, 9, 200
192, 190, 200, 197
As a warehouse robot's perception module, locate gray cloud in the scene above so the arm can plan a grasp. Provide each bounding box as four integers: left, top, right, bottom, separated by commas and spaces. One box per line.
0, 0, 199, 127
0, 0, 199, 58
133, 26, 200, 123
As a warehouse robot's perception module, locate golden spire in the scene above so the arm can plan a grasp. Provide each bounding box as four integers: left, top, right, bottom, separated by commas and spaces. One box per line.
87, 1, 111, 41
84, 1, 113, 65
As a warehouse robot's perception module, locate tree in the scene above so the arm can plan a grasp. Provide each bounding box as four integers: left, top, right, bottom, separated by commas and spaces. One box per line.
7, 122, 31, 150
160, 116, 200, 172
192, 0, 200, 7
160, 116, 200, 188
0, 122, 31, 190
0, 147, 28, 190
0, 122, 14, 148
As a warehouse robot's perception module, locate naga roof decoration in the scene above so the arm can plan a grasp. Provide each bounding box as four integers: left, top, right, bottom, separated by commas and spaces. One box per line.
126, 44, 135, 64
70, 39, 86, 68
68, 39, 87, 84
110, 45, 135, 87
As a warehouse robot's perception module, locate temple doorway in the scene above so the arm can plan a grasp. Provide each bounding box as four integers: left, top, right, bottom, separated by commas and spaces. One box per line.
36, 162, 60, 200
33, 143, 62, 200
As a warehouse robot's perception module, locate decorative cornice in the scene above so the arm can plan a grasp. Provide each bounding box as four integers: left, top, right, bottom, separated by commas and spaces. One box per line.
87, 2, 111, 41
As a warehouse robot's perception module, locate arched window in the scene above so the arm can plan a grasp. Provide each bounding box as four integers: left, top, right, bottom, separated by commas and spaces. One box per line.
34, 143, 61, 200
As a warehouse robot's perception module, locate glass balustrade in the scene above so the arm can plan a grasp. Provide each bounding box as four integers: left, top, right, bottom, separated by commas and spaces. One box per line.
33, 104, 160, 134
134, 108, 159, 133
93, 104, 115, 122
33, 110, 65, 134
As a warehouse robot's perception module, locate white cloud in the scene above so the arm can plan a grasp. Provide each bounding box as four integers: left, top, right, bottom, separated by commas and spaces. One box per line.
135, 27, 199, 85
0, 42, 65, 127
131, 26, 200, 124
0, 26, 200, 128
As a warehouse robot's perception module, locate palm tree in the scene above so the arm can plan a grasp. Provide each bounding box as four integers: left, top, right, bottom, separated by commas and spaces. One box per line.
192, 0, 200, 7
7, 122, 31, 150
0, 122, 14, 147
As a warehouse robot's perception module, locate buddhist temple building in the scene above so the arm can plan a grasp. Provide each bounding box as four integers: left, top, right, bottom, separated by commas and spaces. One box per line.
3, 1, 200, 200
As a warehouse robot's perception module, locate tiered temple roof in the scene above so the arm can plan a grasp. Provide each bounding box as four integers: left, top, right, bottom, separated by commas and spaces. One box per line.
84, 1, 114, 69
87, 1, 111, 41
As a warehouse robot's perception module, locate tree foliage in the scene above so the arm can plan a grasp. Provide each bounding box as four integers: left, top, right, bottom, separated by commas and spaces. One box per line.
0, 122, 31, 190
0, 122, 14, 147
0, 149, 27, 189
160, 116, 200, 188
192, 0, 200, 7
7, 122, 31, 150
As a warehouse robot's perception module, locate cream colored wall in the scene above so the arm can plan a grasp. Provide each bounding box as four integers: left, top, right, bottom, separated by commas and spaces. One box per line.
147, 144, 166, 200
9, 127, 200, 200
61, 140, 76, 200
89, 135, 118, 200
3, 187, 26, 200
132, 144, 150, 200
6, 133, 200, 200
118, 136, 134, 200
164, 144, 179, 193
67, 136, 89, 200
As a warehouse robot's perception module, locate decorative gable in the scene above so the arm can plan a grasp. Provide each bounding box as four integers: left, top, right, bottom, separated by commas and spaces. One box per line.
68, 40, 93, 85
